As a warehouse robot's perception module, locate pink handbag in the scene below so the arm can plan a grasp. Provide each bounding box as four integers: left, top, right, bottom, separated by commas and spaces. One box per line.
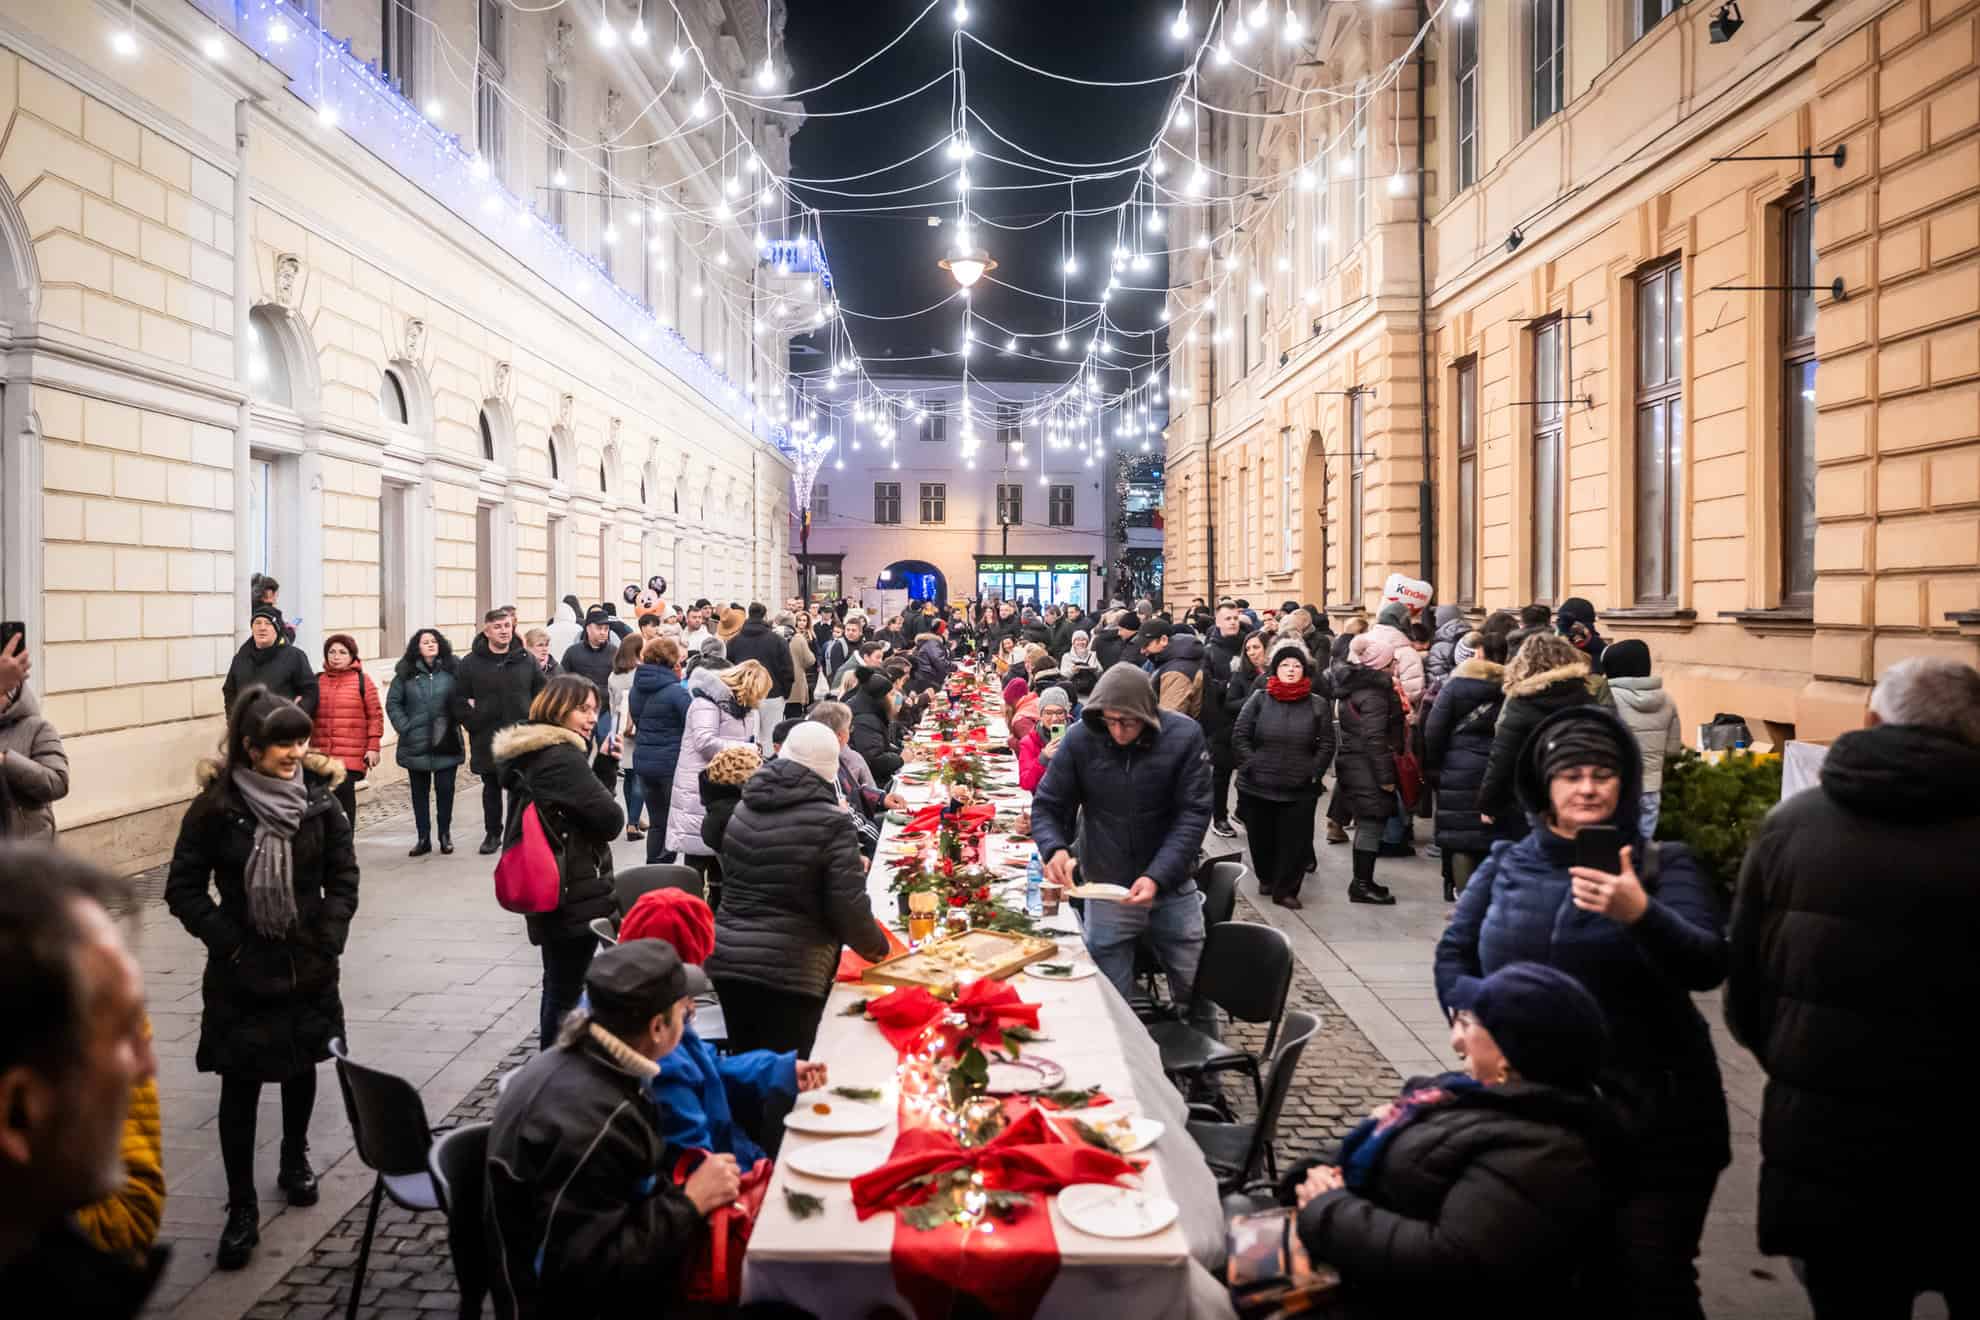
493, 801, 562, 913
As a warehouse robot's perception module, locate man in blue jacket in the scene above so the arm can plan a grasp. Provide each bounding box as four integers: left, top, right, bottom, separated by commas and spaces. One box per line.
1033, 663, 1213, 1027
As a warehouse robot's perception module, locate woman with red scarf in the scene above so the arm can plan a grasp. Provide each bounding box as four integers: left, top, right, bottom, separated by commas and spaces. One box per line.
1232, 643, 1336, 908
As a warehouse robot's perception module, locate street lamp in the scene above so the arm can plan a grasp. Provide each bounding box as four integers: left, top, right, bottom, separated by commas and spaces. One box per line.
939, 247, 998, 289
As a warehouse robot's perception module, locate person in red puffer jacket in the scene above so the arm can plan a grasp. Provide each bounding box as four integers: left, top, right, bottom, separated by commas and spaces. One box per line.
314, 634, 382, 827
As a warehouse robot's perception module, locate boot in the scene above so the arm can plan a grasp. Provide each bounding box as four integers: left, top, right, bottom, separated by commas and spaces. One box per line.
277, 1145, 319, 1207
1441, 855, 1456, 903
1348, 850, 1395, 906
1210, 818, 1237, 839
1325, 820, 1348, 845
439, 832, 454, 855
215, 1202, 259, 1270
408, 836, 432, 858
478, 831, 501, 855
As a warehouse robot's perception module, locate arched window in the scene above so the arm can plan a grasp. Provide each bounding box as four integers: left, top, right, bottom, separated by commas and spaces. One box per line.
247, 306, 294, 407
548, 432, 561, 480
479, 409, 497, 461
599, 463, 608, 494
641, 474, 648, 504
379, 368, 410, 424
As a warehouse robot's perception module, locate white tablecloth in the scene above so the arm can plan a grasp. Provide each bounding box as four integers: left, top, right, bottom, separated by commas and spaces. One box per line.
742, 721, 1235, 1319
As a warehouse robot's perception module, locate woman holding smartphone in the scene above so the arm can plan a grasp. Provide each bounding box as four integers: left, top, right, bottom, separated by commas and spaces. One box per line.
1015, 687, 1071, 793
1434, 704, 1727, 1320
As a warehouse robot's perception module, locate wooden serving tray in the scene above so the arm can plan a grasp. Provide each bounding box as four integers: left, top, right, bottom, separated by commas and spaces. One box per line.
860, 928, 1060, 991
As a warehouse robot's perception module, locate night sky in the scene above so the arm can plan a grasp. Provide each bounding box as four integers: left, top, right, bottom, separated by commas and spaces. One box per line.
781, 0, 1180, 384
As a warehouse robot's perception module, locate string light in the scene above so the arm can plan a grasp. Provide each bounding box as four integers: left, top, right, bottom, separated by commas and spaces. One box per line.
110, 26, 139, 58
202, 31, 226, 59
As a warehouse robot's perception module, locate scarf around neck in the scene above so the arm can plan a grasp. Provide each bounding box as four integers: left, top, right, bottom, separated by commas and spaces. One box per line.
1266, 675, 1312, 702
233, 767, 307, 939
1339, 1072, 1480, 1191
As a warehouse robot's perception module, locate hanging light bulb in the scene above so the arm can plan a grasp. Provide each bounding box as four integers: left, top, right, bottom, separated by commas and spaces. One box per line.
1196, 231, 1211, 250
1337, 155, 1354, 175
629, 20, 649, 46
1214, 43, 1231, 64
424, 97, 444, 120
1249, 1, 1269, 28
725, 175, 741, 197
603, 224, 619, 245
1186, 167, 1207, 195
597, 19, 619, 49
318, 102, 339, 130
110, 27, 139, 58
1453, 0, 1473, 14
714, 200, 731, 219
268, 15, 291, 43
1170, 6, 1191, 39
668, 45, 686, 69
1005, 336, 1018, 351
690, 94, 710, 120
1388, 171, 1408, 196
756, 60, 777, 90
1172, 106, 1192, 129
1057, 334, 1070, 350
1063, 255, 1078, 274
1147, 211, 1165, 233
470, 154, 491, 180
953, 1, 970, 25
1282, 7, 1302, 42
1296, 166, 1315, 190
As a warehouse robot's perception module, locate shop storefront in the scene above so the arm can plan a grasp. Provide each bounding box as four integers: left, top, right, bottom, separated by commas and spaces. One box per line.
797, 554, 845, 603
973, 556, 1093, 609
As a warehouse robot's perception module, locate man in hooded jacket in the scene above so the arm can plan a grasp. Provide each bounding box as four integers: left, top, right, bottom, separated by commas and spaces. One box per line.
1424, 604, 1469, 687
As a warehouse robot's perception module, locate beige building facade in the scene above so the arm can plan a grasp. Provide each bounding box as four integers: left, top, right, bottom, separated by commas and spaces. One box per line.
0, 0, 804, 869
1164, 0, 1980, 743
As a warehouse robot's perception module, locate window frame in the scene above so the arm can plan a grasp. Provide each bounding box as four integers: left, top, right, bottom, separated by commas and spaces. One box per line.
1528, 0, 1565, 132
1347, 94, 1369, 250
1633, 256, 1685, 605
1634, 0, 1686, 41
873, 481, 901, 526
1348, 389, 1366, 600
1455, 358, 1478, 605
1453, 12, 1479, 190
546, 72, 568, 231
381, 0, 419, 102
927, 413, 948, 444
1280, 426, 1297, 574
1531, 317, 1565, 603
918, 481, 947, 525
1781, 183, 1819, 609
997, 482, 1024, 527
811, 483, 830, 522
1049, 483, 1075, 527
379, 367, 411, 426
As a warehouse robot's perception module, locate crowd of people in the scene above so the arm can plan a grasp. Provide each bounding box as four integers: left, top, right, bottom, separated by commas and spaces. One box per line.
0, 577, 1973, 1320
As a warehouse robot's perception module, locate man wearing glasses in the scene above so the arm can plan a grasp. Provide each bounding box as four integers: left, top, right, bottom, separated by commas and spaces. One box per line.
1032, 663, 1214, 1028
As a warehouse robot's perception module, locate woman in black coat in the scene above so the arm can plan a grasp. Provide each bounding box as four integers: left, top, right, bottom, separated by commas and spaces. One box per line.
1328, 635, 1406, 905
847, 667, 905, 782
706, 724, 889, 1063
492, 675, 623, 1050
166, 686, 358, 1270
1423, 633, 1524, 901
1232, 642, 1336, 909
1290, 962, 1626, 1320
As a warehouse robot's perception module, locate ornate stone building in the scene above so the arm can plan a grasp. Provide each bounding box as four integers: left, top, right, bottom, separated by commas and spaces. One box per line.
1163, 0, 1980, 740
0, 0, 811, 867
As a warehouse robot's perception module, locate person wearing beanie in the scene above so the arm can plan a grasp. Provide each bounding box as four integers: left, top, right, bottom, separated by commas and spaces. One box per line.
1232, 643, 1336, 908
1094, 612, 1141, 670
707, 717, 889, 1072
222, 605, 318, 720
1555, 596, 1607, 665
684, 633, 729, 678
1326, 630, 1407, 903
560, 607, 619, 743
618, 888, 827, 1165
1032, 664, 1214, 1027
1016, 685, 1074, 793
1476, 632, 1602, 824
1424, 628, 1521, 901
1437, 704, 1728, 1319
1287, 960, 1625, 1319
1599, 639, 1682, 837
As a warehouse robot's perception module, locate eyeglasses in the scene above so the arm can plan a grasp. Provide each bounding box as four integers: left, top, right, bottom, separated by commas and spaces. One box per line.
1099, 715, 1142, 732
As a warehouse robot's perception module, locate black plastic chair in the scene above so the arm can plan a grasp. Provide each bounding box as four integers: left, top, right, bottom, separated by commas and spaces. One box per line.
588, 916, 619, 947
614, 862, 703, 917
1185, 1009, 1319, 1191
427, 1121, 491, 1320
329, 1038, 443, 1320
1149, 920, 1294, 1114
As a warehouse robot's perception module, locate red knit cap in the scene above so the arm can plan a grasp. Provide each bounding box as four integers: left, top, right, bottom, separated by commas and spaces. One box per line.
618, 887, 715, 966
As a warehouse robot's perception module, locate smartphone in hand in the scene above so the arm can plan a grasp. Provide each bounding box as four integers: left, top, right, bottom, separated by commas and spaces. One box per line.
1574, 824, 1625, 875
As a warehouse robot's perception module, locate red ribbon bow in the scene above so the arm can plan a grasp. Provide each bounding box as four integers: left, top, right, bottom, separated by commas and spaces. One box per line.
865, 978, 1042, 1058
850, 1107, 1137, 1219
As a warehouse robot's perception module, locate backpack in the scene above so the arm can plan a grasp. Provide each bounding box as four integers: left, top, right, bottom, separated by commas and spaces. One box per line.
493, 785, 565, 914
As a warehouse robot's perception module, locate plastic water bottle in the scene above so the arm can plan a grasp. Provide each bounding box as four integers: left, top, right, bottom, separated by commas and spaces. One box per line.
1025, 849, 1044, 918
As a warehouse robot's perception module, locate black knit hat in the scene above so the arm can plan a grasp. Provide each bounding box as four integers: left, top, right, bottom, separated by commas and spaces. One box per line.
251, 604, 282, 626
1601, 638, 1652, 680
1537, 717, 1627, 782
1445, 962, 1609, 1089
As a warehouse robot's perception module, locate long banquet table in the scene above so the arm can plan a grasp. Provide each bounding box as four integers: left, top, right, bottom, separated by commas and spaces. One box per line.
742, 694, 1238, 1320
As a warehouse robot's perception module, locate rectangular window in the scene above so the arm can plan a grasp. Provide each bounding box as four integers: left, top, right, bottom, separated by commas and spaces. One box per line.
919, 482, 946, 524
812, 484, 830, 522
546, 75, 568, 230
874, 482, 901, 525
1456, 359, 1478, 604
478, 0, 503, 61
1634, 259, 1685, 603
1532, 318, 1564, 601
1348, 390, 1366, 599
1280, 427, 1297, 573
476, 61, 505, 176
597, 148, 614, 281
997, 483, 1024, 526
1529, 0, 1565, 129
1314, 150, 1332, 275
1635, 0, 1685, 39
996, 402, 1020, 447
1783, 185, 1818, 607
381, 0, 418, 102
1348, 104, 1368, 248
1050, 484, 1075, 527
926, 413, 947, 443
1454, 13, 1479, 190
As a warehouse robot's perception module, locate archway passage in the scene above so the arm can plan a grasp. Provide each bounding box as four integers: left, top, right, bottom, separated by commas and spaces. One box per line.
879, 559, 946, 607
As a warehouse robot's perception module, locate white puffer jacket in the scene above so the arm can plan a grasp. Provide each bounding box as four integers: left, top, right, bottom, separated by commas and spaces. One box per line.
663, 667, 757, 857
1608, 675, 1684, 792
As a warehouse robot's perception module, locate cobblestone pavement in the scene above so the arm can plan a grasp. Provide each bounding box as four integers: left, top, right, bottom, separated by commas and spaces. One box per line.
242, 1039, 534, 1320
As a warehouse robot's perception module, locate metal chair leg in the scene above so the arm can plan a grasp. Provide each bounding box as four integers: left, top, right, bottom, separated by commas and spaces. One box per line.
347, 1175, 384, 1320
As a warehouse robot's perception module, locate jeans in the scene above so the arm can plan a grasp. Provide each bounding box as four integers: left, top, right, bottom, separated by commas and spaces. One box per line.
480, 773, 506, 838
331, 767, 365, 827
1639, 790, 1662, 839
1084, 883, 1212, 1032
217, 1070, 318, 1206
639, 773, 675, 864
407, 767, 456, 843
756, 696, 787, 754
622, 766, 644, 831
538, 934, 598, 1050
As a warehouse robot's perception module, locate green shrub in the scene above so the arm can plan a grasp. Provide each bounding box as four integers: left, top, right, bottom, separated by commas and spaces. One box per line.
1654, 748, 1782, 895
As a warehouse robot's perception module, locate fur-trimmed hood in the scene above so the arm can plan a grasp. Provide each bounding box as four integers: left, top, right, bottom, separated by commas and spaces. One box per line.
195, 750, 347, 790
686, 666, 734, 704
1504, 662, 1595, 701
492, 721, 587, 764
1452, 657, 1505, 683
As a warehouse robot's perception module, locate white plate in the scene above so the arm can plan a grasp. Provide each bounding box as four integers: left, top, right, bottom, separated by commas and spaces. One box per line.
1026, 961, 1097, 981
1056, 1183, 1179, 1238
783, 1137, 894, 1181
1068, 883, 1132, 902
1091, 1116, 1164, 1154
783, 1094, 889, 1135
984, 1054, 1066, 1093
